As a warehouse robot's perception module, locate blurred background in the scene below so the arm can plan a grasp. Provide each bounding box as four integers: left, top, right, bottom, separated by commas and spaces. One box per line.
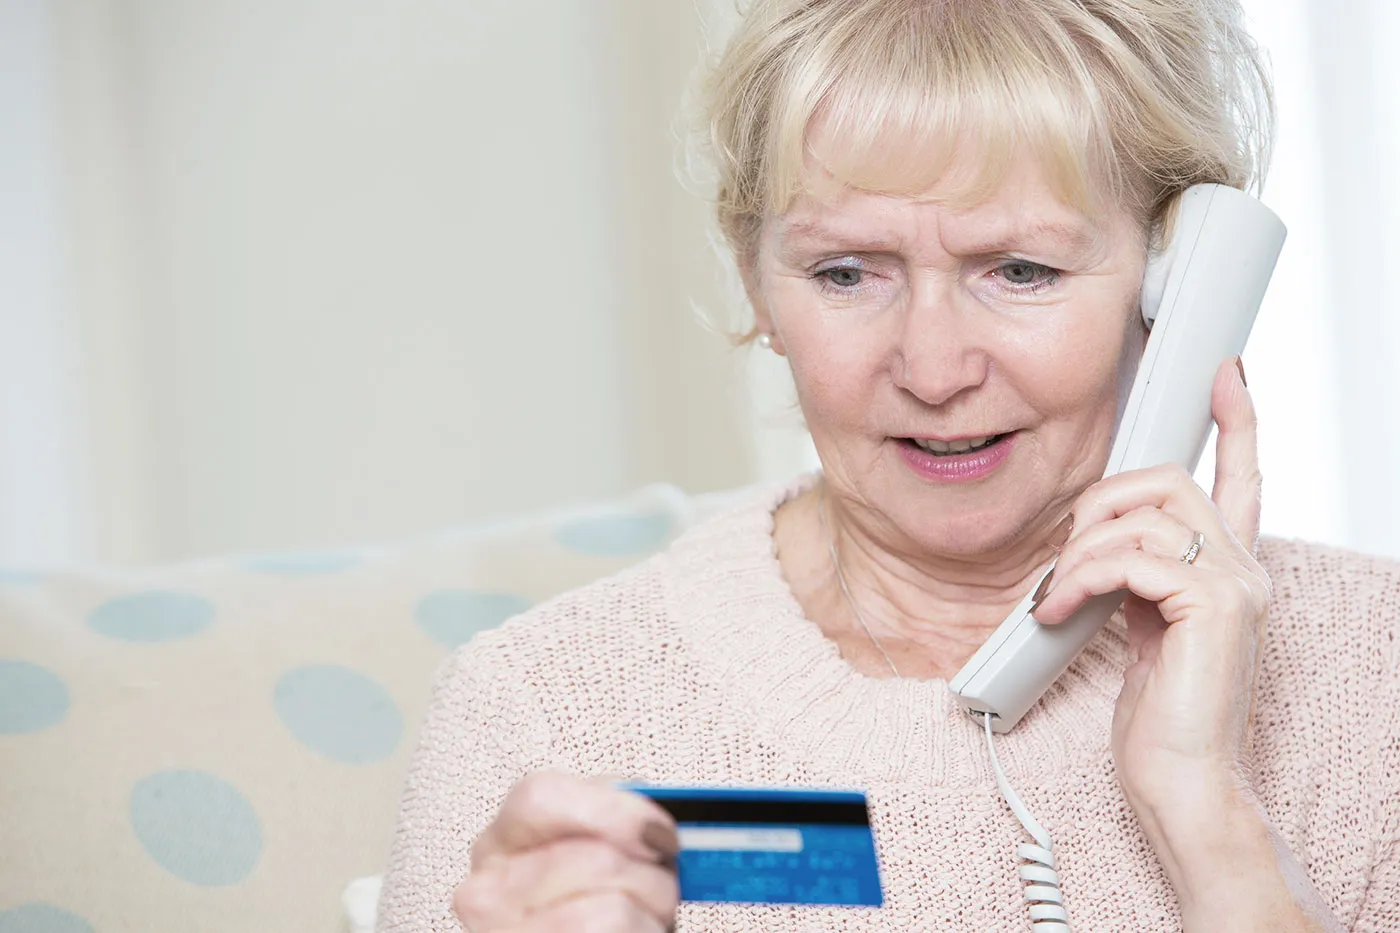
2, 0, 1398, 567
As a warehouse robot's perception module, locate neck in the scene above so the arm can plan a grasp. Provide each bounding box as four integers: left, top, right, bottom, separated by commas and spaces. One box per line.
775, 479, 1064, 680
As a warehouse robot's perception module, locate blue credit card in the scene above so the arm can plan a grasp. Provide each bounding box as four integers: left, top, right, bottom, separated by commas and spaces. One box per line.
626, 785, 883, 906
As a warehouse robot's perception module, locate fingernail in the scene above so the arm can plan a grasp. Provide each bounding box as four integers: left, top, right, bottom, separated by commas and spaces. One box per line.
1235, 355, 1247, 387
1030, 566, 1055, 611
642, 820, 680, 860
1049, 513, 1074, 551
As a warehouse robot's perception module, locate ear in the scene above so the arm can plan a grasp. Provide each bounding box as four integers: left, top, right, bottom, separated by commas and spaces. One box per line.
739, 258, 786, 356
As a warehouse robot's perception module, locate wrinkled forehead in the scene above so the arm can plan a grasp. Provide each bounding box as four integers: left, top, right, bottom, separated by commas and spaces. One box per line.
776, 100, 1123, 229
765, 136, 1129, 260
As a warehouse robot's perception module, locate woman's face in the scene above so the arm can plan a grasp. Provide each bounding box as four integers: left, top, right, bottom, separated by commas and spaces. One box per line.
750, 154, 1151, 560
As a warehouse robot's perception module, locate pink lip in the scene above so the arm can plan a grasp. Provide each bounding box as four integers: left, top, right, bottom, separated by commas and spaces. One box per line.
908, 432, 1001, 443
895, 432, 1016, 482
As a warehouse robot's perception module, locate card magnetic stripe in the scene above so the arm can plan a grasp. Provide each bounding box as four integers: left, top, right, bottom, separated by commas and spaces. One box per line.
640, 796, 870, 826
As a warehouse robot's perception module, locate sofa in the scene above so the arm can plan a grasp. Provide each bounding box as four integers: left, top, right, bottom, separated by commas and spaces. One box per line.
1, 483, 743, 933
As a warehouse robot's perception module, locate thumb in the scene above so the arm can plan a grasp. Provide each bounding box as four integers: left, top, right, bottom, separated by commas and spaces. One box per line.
1210, 355, 1263, 553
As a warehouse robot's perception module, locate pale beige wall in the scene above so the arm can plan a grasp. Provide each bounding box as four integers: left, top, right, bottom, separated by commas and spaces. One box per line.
53, 0, 794, 563
0, 0, 95, 563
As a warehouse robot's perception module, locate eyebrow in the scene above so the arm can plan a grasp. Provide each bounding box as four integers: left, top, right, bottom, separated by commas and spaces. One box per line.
775, 220, 902, 256
775, 217, 1097, 257
959, 220, 1098, 254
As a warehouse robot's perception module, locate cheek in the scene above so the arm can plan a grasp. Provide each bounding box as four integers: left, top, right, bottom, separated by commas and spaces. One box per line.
784, 334, 882, 434
1008, 304, 1138, 422
765, 284, 887, 404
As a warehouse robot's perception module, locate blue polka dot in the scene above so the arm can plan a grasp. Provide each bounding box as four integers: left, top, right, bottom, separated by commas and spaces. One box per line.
130, 769, 262, 886
0, 903, 95, 933
0, 569, 41, 585
555, 511, 673, 556
0, 660, 69, 734
88, 591, 215, 643
415, 590, 531, 647
274, 666, 402, 764
242, 551, 360, 574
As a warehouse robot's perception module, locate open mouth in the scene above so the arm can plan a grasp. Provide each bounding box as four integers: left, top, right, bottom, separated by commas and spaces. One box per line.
900, 432, 1012, 457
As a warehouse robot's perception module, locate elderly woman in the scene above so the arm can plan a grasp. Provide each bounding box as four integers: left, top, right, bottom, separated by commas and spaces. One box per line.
377, 0, 1399, 930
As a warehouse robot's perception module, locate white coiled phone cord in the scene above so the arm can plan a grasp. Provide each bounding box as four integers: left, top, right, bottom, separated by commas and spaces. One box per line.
981, 711, 1072, 932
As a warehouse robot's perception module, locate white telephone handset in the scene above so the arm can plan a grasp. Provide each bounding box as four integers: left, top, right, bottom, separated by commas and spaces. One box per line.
949, 184, 1286, 733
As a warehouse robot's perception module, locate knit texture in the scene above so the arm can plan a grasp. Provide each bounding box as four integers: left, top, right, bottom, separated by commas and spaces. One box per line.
377, 478, 1400, 932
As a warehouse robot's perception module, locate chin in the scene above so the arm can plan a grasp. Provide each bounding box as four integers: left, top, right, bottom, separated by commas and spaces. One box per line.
897, 506, 1028, 558
929, 527, 1021, 559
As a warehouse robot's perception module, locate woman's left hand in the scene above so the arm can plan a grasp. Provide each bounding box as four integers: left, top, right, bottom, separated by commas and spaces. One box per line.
1030, 357, 1272, 818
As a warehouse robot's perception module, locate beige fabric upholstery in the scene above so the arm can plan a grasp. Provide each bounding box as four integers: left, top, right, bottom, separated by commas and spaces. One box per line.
0, 484, 719, 933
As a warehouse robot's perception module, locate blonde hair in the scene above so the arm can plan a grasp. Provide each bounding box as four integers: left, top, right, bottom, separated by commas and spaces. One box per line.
700, 0, 1274, 271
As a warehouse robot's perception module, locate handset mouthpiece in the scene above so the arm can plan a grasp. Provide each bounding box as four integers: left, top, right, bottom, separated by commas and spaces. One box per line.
948, 591, 1126, 732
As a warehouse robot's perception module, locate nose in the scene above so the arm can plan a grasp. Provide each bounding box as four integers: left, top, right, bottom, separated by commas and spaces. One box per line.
890, 280, 991, 407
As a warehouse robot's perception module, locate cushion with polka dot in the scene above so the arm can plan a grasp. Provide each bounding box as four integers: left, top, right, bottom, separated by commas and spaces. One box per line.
0, 483, 737, 932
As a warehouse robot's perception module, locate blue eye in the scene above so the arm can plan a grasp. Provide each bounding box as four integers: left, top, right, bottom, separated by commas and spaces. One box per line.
1001, 262, 1041, 283
995, 260, 1060, 291
819, 266, 864, 288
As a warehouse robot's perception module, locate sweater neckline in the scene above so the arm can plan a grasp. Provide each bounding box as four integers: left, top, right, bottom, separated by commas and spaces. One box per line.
667, 473, 1132, 787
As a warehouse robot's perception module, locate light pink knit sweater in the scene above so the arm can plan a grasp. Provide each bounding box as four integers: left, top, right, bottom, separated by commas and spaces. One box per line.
378, 479, 1400, 932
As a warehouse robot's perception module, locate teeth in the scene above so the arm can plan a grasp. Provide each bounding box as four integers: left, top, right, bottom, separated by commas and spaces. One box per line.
913, 434, 999, 454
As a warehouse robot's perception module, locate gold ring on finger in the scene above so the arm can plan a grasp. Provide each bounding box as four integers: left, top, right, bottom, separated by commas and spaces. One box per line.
1180, 531, 1205, 565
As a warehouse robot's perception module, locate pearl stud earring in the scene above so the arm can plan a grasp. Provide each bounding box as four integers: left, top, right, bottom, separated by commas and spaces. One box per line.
757, 333, 773, 350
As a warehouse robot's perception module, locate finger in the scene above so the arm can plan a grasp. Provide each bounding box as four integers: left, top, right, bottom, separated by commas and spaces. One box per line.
472, 772, 678, 870
517, 890, 670, 933
1120, 593, 1169, 659
1069, 463, 1223, 542
1051, 504, 1201, 584
1031, 548, 1231, 627
1210, 356, 1263, 553
1066, 462, 1251, 569
455, 838, 678, 931
1116, 599, 1166, 703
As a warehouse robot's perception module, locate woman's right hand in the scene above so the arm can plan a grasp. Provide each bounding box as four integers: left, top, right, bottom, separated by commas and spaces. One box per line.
453, 771, 681, 932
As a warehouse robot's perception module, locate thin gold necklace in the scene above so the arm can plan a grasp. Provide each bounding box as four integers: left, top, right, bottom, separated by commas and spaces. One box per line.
817, 483, 902, 679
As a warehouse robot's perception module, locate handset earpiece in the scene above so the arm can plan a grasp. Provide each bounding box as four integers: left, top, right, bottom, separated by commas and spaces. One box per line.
1140, 196, 1189, 325
1139, 243, 1171, 326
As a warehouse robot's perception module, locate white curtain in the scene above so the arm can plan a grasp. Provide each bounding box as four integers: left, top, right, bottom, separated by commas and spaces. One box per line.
1293, 0, 1400, 557
2, 0, 1397, 565
1206, 0, 1400, 557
